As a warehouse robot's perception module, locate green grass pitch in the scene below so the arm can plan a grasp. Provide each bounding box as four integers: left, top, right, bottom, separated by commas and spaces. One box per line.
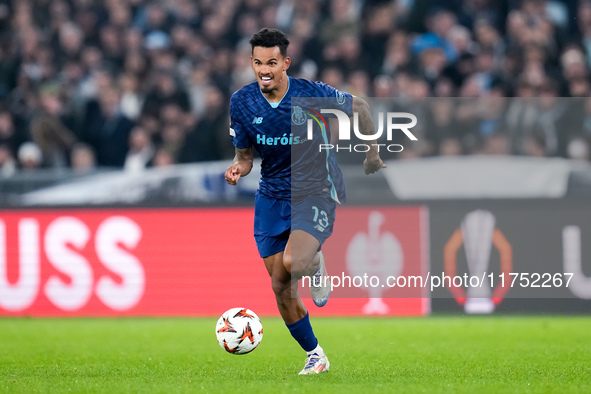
0, 316, 590, 393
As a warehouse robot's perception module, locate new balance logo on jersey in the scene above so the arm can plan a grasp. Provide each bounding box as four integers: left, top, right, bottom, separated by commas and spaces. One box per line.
252, 117, 264, 124
314, 224, 326, 232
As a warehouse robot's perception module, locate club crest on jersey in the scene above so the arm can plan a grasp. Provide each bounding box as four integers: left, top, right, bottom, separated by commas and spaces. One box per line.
292, 106, 307, 125
336, 90, 346, 105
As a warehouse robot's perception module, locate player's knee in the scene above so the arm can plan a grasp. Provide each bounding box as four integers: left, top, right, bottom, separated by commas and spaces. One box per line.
282, 251, 293, 274
271, 276, 290, 296
289, 255, 309, 278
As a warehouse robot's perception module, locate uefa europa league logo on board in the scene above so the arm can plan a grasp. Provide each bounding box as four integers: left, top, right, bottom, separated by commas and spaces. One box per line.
461, 210, 496, 314
445, 209, 512, 314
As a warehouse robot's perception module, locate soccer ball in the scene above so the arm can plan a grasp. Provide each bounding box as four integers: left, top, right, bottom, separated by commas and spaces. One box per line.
215, 307, 263, 355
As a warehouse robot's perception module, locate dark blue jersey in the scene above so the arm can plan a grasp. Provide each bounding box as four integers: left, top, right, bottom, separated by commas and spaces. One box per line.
230, 77, 352, 202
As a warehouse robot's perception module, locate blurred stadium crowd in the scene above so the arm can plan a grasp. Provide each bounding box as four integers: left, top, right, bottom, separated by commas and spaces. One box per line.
0, 0, 591, 176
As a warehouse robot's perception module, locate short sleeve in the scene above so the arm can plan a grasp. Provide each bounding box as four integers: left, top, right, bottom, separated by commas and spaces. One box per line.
314, 81, 354, 117
230, 94, 251, 149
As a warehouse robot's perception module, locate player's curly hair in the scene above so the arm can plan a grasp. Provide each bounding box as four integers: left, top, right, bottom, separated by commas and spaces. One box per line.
249, 28, 290, 57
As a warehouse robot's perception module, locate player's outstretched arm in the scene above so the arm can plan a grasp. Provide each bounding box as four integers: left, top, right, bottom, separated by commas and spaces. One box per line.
352, 97, 388, 175
225, 147, 253, 185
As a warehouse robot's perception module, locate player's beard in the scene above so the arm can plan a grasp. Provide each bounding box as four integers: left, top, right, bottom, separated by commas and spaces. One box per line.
259, 82, 275, 94
258, 74, 276, 94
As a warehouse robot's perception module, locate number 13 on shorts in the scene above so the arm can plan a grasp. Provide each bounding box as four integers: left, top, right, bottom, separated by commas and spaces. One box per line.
291, 194, 336, 243
312, 206, 329, 230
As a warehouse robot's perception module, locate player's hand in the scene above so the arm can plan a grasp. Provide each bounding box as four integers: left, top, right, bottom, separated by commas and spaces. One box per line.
225, 163, 242, 185
363, 156, 387, 175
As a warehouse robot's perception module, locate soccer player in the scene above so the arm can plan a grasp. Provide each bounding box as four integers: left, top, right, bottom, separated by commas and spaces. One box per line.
225, 28, 385, 375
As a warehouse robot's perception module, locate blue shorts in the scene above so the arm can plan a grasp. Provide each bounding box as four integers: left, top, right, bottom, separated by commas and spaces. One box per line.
254, 192, 336, 258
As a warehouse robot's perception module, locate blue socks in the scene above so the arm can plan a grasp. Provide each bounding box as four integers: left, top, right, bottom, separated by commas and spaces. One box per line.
286, 312, 318, 352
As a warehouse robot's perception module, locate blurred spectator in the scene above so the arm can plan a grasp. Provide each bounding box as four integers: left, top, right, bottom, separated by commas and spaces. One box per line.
30, 84, 78, 168
473, 17, 505, 64
417, 47, 447, 86
17, 141, 43, 170
142, 69, 190, 115
446, 24, 475, 57
81, 86, 134, 167
321, 0, 361, 47
507, 0, 557, 49
159, 123, 185, 161
124, 125, 154, 172
412, 8, 458, 63
381, 31, 411, 75
152, 146, 176, 167
180, 85, 229, 162
70, 142, 97, 174
560, 46, 588, 82
481, 132, 510, 155
0, 144, 16, 177
345, 70, 370, 97
57, 22, 84, 67
455, 0, 504, 31
134, 1, 175, 35
568, 77, 591, 97
426, 97, 457, 155
144, 30, 171, 52
189, 67, 211, 118
578, 0, 591, 65
231, 42, 257, 91
0, 111, 21, 156
373, 75, 394, 98
0, 45, 18, 98
171, 0, 200, 29
567, 138, 591, 161
504, 85, 540, 154
319, 67, 345, 90
119, 73, 144, 120
359, 2, 395, 77
439, 137, 463, 156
